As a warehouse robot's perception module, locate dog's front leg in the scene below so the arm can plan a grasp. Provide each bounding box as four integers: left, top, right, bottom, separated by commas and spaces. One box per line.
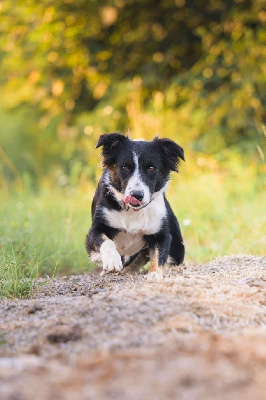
145, 233, 171, 280
100, 237, 123, 273
86, 227, 122, 274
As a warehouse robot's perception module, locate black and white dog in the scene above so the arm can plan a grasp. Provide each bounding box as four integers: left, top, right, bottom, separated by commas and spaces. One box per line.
86, 133, 185, 279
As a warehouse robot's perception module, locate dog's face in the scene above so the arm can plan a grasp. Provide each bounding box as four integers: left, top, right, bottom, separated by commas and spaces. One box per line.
96, 133, 185, 210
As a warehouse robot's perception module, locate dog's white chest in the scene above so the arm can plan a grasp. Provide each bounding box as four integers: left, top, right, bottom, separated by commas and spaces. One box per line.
113, 231, 145, 256
103, 194, 166, 235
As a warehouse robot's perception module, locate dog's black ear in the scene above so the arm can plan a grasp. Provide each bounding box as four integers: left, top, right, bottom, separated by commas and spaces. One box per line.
96, 132, 126, 150
153, 137, 185, 172
96, 132, 127, 166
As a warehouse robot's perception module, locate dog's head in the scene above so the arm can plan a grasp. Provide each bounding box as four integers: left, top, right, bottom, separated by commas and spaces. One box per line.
96, 132, 185, 210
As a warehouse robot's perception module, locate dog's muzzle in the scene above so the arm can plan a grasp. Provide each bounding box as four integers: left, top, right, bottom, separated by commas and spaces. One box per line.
125, 195, 142, 208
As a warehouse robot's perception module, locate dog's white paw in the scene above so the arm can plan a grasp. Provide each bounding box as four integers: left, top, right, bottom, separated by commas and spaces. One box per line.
100, 239, 123, 273
145, 270, 163, 282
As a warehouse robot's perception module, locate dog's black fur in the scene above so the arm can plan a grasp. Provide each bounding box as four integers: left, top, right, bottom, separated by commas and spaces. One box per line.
86, 133, 185, 276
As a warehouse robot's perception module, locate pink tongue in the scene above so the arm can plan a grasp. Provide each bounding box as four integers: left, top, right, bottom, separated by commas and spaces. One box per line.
125, 195, 142, 206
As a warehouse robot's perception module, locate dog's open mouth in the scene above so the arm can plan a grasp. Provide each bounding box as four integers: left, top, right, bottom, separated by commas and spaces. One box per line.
125, 195, 142, 209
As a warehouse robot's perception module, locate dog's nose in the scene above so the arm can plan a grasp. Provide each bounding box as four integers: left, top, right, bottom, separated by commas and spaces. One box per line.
130, 190, 144, 202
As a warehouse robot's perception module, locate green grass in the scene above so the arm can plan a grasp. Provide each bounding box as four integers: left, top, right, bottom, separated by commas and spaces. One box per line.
170, 169, 265, 262
0, 332, 6, 346
0, 189, 93, 298
0, 163, 265, 298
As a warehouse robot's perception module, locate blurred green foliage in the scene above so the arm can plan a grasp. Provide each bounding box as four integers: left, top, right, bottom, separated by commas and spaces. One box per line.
0, 0, 265, 186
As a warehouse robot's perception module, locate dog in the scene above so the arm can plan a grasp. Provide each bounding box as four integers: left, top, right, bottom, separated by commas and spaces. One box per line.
86, 132, 185, 279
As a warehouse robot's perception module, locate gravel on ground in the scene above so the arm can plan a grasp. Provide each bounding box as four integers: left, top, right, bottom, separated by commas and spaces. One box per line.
0, 255, 265, 400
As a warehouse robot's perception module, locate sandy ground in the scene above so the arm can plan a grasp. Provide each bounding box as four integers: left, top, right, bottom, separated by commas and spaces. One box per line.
0, 255, 265, 400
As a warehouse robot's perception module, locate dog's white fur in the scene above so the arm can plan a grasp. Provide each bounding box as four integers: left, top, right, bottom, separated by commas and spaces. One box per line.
124, 152, 150, 206
114, 231, 145, 256
100, 239, 123, 272
103, 192, 166, 235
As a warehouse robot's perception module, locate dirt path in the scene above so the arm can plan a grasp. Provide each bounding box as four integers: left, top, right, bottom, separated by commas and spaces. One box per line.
0, 255, 265, 400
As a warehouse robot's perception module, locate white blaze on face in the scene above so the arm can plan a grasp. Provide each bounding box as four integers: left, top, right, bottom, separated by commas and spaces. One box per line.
124, 152, 150, 205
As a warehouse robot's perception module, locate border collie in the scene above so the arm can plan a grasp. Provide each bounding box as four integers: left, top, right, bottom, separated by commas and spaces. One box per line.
86, 133, 185, 279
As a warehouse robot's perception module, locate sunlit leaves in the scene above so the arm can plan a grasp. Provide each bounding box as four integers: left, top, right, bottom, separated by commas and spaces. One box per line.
0, 0, 264, 182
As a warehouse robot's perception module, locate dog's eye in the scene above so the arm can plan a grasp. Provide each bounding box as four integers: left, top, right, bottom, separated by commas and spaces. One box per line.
122, 165, 129, 171
147, 166, 155, 172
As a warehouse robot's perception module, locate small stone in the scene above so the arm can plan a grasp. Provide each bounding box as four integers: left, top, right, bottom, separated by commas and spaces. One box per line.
87, 288, 106, 297
28, 304, 43, 314
47, 325, 82, 344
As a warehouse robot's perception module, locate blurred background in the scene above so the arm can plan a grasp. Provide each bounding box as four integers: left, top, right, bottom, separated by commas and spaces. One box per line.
0, 0, 265, 295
